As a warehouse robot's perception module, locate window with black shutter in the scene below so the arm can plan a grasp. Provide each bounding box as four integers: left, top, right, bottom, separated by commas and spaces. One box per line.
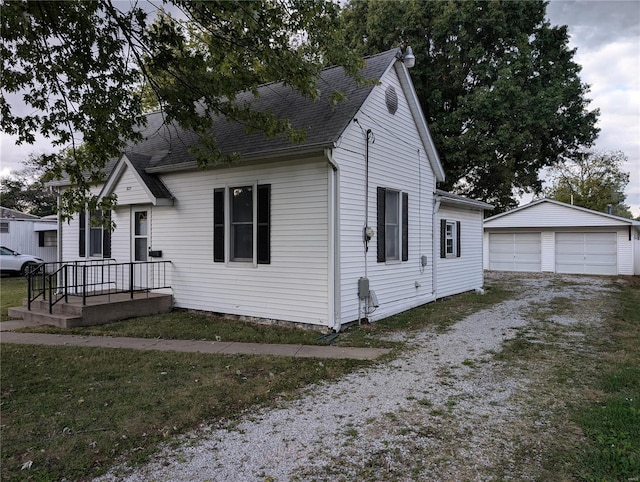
377, 187, 408, 263
79, 210, 86, 257
213, 188, 225, 262
440, 219, 461, 258
79, 209, 111, 258
213, 184, 270, 264
257, 184, 270, 264
103, 211, 111, 258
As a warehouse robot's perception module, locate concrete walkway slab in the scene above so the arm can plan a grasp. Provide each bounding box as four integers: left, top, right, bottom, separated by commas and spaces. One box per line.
0, 331, 390, 360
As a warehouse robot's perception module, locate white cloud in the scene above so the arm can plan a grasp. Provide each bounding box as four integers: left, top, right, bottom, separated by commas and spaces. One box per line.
0, 132, 57, 174
545, 0, 640, 217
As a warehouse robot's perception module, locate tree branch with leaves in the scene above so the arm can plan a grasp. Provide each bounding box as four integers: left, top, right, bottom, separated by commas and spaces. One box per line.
1, 0, 363, 220
341, 0, 600, 212
544, 150, 632, 218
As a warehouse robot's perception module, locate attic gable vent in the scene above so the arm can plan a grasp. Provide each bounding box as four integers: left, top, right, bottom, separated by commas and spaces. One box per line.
385, 86, 398, 114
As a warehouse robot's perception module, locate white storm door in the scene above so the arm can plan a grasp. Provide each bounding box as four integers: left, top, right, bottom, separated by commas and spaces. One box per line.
132, 210, 149, 262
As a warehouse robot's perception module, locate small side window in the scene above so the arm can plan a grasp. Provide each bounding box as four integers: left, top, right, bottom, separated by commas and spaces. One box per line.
440, 219, 461, 258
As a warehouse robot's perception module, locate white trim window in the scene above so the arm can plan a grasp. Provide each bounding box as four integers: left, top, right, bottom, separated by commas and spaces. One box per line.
377, 187, 408, 263
440, 219, 461, 258
213, 184, 270, 264
79, 209, 111, 258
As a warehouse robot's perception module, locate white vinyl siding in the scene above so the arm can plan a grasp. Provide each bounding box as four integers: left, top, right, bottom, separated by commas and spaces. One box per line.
334, 64, 435, 323
485, 201, 631, 228
488, 232, 541, 272
555, 232, 617, 275
110, 165, 153, 205
436, 205, 485, 298
151, 158, 330, 326
110, 206, 131, 262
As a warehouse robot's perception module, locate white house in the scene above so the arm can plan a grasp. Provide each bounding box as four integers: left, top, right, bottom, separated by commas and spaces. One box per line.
0, 206, 57, 263
51, 49, 492, 331
435, 191, 493, 298
483, 198, 640, 276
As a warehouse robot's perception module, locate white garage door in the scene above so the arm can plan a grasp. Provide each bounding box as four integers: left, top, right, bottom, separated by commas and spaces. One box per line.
555, 232, 617, 275
489, 233, 541, 272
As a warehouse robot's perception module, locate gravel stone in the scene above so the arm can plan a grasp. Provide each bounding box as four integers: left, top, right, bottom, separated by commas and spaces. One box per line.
96, 272, 616, 481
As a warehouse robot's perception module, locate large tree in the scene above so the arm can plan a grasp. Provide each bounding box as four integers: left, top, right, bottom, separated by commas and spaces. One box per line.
341, 0, 599, 211
544, 150, 633, 218
1, 0, 363, 220
0, 155, 58, 217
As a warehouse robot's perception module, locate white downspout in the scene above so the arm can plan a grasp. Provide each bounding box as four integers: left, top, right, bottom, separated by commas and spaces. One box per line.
432, 195, 441, 299
325, 148, 341, 332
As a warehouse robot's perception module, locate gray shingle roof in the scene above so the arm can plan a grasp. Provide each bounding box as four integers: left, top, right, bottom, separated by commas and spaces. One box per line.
49, 48, 401, 194
123, 151, 173, 200
131, 49, 400, 173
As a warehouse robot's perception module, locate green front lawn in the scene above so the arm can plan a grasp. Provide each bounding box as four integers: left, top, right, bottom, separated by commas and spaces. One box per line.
0, 276, 26, 321
0, 276, 513, 481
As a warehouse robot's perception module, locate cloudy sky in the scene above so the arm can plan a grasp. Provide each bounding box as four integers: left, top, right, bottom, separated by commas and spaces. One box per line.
1, 0, 639, 216
546, 0, 640, 217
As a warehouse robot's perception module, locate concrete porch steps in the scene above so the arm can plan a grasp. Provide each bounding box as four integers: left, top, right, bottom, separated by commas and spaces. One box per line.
7, 292, 173, 328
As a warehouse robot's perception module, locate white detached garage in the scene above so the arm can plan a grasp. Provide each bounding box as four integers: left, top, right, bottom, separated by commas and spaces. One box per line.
483, 199, 640, 276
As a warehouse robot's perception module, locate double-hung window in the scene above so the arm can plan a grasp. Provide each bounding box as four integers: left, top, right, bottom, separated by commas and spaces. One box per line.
79, 209, 111, 258
213, 184, 270, 264
440, 219, 461, 258
377, 187, 408, 263
230, 186, 254, 261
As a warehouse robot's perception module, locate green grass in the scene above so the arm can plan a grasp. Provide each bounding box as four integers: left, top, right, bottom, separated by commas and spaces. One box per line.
0, 276, 26, 321
14, 280, 513, 350
571, 282, 640, 480
337, 282, 512, 347
1, 345, 367, 481
21, 310, 326, 346
0, 276, 512, 481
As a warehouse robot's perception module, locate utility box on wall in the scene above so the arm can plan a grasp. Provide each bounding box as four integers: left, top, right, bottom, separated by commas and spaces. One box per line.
358, 277, 369, 299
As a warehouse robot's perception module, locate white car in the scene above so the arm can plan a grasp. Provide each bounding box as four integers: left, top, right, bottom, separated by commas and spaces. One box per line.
0, 246, 44, 276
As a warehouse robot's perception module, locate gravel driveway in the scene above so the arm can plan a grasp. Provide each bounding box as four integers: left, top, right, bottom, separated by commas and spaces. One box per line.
98, 272, 617, 481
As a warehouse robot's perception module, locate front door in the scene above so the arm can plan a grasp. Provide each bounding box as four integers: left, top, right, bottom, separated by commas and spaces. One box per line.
133, 209, 149, 261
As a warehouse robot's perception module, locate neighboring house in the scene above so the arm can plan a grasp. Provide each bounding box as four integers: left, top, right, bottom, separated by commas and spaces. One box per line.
51, 49, 492, 331
483, 198, 640, 276
0, 206, 57, 263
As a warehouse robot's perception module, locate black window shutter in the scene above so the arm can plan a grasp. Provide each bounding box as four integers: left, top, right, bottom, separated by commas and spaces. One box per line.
402, 192, 408, 261
103, 211, 112, 258
377, 187, 386, 262
456, 221, 461, 257
440, 219, 446, 258
79, 210, 86, 257
213, 188, 225, 262
257, 184, 270, 264
39, 231, 45, 247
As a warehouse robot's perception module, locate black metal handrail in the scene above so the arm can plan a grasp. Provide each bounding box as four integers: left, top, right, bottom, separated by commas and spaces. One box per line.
26, 259, 171, 314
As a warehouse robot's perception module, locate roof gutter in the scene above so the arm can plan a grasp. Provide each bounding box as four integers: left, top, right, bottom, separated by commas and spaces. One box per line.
435, 190, 494, 211
145, 142, 333, 174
